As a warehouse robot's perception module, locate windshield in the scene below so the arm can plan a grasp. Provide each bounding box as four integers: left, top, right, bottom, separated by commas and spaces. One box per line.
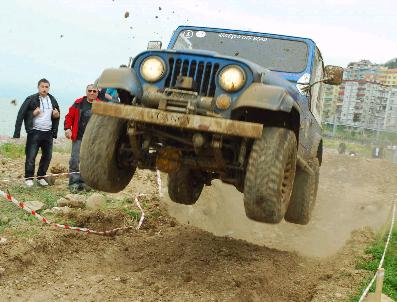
172, 30, 309, 73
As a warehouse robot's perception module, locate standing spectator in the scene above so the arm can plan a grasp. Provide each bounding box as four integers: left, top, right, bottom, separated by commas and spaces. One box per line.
103, 65, 128, 102
64, 84, 100, 192
104, 87, 119, 102
13, 79, 60, 187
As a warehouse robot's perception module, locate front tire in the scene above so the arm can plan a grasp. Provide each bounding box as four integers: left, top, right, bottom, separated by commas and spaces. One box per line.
80, 114, 135, 193
168, 168, 204, 205
243, 127, 297, 223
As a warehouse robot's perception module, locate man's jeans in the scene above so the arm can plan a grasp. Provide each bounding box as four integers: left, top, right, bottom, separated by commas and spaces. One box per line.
25, 129, 53, 179
69, 140, 84, 186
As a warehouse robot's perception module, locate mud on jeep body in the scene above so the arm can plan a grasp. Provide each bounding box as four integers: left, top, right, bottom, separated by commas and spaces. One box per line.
80, 26, 343, 224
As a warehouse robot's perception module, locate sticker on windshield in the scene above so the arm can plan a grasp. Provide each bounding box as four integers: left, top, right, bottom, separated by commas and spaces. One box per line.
183, 30, 193, 39
218, 33, 268, 42
196, 31, 206, 38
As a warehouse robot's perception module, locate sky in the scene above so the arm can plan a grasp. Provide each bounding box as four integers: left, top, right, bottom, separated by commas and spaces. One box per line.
0, 0, 396, 104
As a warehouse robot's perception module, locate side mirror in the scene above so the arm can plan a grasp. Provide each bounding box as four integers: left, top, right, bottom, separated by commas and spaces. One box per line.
147, 41, 162, 50
324, 65, 344, 85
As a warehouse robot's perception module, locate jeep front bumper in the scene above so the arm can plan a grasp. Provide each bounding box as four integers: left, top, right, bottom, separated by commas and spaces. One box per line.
92, 102, 263, 139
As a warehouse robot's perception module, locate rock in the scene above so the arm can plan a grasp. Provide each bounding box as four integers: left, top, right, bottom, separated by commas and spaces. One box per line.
1, 159, 6, 165
0, 215, 10, 224
0, 237, 7, 245
182, 272, 193, 282
50, 163, 68, 175
120, 276, 128, 284
0, 266, 5, 277
57, 195, 85, 208
25, 200, 44, 211
334, 293, 342, 298
44, 175, 56, 186
57, 198, 69, 207
86, 193, 106, 210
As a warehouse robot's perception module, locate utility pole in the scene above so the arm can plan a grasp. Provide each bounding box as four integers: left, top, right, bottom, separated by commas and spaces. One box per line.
332, 100, 338, 137
332, 112, 337, 137
376, 117, 380, 142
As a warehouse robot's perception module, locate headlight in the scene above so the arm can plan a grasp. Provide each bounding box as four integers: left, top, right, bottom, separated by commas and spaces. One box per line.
140, 56, 166, 82
218, 65, 246, 92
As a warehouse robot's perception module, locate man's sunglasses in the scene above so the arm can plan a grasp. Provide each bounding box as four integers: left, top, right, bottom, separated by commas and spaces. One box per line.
88, 90, 98, 93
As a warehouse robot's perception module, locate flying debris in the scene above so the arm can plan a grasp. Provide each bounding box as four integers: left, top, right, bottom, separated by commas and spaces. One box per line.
124, 11, 130, 18
10, 99, 17, 106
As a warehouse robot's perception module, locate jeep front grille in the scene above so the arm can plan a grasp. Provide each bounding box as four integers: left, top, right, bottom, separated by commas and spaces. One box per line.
164, 58, 220, 97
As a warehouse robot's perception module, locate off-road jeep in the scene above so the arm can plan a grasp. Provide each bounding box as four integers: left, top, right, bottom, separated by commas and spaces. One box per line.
80, 26, 343, 224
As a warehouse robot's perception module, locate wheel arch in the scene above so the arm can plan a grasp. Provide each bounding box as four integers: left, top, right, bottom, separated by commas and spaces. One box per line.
231, 106, 301, 145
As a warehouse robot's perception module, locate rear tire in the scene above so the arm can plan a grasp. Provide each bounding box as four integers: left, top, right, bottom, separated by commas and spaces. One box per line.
80, 114, 135, 193
168, 168, 204, 205
284, 158, 319, 225
243, 127, 297, 223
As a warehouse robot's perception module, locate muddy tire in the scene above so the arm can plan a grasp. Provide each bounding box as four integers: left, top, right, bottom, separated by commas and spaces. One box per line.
168, 168, 204, 205
243, 127, 297, 223
80, 114, 135, 193
284, 158, 320, 225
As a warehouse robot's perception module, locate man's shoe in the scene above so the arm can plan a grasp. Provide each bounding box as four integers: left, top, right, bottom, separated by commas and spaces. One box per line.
69, 184, 83, 193
81, 184, 92, 192
25, 179, 34, 187
37, 178, 49, 187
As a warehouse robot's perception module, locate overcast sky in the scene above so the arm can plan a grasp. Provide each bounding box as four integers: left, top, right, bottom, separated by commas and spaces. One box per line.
1, 0, 396, 103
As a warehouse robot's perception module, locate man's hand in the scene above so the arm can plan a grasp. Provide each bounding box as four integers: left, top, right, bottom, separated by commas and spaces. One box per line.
33, 107, 41, 116
52, 108, 60, 118
65, 129, 72, 139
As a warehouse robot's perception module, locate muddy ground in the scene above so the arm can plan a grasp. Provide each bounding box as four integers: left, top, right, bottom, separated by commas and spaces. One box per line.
0, 150, 396, 301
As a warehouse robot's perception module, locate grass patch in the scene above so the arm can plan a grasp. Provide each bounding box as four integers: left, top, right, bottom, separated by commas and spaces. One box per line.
124, 208, 141, 221
7, 183, 69, 208
351, 226, 397, 301
0, 141, 70, 160
322, 137, 397, 159
0, 143, 25, 159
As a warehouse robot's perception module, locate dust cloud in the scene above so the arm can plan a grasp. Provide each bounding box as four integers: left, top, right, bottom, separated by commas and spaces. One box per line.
163, 151, 396, 258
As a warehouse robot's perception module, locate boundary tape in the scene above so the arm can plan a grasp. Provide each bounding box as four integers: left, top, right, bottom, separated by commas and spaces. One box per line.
156, 169, 163, 198
1, 171, 81, 183
0, 190, 145, 236
358, 199, 396, 302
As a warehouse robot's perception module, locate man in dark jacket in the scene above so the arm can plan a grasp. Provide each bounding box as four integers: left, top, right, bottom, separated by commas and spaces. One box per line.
64, 84, 100, 192
13, 78, 60, 187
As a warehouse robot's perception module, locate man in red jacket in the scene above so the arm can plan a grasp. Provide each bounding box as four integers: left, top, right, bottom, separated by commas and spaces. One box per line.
64, 84, 100, 192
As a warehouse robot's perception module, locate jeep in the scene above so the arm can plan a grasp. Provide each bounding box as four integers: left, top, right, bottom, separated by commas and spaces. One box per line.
80, 26, 343, 224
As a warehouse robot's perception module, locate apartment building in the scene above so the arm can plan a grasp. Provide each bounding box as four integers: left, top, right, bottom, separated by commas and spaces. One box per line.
322, 59, 397, 132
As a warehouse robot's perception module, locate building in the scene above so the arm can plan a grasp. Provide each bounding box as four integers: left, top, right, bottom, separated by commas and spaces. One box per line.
385, 87, 397, 131
338, 80, 391, 130
322, 84, 340, 123
321, 59, 397, 133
